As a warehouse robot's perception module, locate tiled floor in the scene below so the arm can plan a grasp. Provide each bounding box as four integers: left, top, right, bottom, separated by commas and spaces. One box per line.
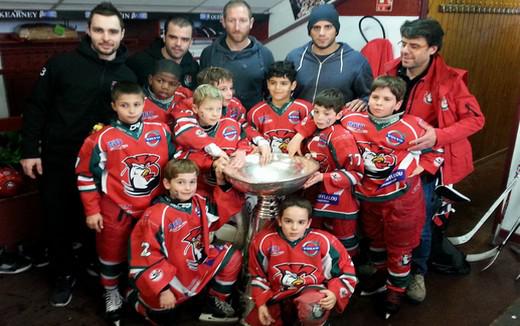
1, 152, 519, 326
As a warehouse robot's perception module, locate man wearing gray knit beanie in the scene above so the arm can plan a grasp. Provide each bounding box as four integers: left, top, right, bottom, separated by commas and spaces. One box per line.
286, 3, 372, 111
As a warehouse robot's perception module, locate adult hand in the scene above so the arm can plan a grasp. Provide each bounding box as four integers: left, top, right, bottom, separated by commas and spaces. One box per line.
20, 158, 43, 179
159, 289, 176, 310
319, 289, 337, 311
409, 121, 437, 151
258, 304, 275, 325
345, 99, 367, 112
86, 213, 104, 232
287, 133, 304, 157
303, 171, 323, 189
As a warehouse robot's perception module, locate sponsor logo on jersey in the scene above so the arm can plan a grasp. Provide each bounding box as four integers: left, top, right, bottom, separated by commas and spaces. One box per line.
149, 268, 163, 282
441, 97, 449, 111
258, 115, 272, 124
107, 138, 125, 151
122, 154, 161, 196
302, 241, 320, 257
222, 126, 238, 141
316, 193, 339, 205
346, 121, 367, 133
340, 287, 349, 298
274, 263, 317, 288
318, 134, 328, 147
424, 91, 433, 104
378, 169, 406, 189
168, 218, 187, 232
145, 130, 162, 147
228, 108, 239, 120
142, 111, 158, 120
268, 245, 284, 256
434, 157, 444, 167
385, 130, 406, 146
288, 110, 301, 124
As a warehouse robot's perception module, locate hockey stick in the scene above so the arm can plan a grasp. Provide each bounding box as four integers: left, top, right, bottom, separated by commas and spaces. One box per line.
448, 173, 519, 245
480, 215, 520, 271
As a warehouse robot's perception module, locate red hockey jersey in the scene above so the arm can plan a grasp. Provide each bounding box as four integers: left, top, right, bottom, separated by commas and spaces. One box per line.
247, 99, 311, 153
76, 120, 175, 217
142, 97, 178, 130
249, 223, 358, 313
342, 112, 444, 201
175, 117, 252, 194
128, 186, 244, 309
305, 124, 363, 219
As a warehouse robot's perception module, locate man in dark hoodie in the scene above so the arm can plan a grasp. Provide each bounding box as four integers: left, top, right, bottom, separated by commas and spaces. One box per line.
20, 2, 136, 308
199, 0, 274, 110
286, 3, 372, 110
127, 16, 199, 90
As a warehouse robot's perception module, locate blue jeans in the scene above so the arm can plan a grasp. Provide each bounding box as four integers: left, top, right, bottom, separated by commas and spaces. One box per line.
411, 175, 440, 275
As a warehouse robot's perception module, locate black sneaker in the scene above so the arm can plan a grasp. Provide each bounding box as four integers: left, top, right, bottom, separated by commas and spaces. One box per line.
198, 296, 239, 323
0, 247, 32, 274
50, 275, 76, 307
18, 244, 49, 268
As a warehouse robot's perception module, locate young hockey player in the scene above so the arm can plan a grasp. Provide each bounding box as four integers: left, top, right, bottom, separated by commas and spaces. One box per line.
174, 84, 264, 195
247, 61, 312, 154
197, 66, 247, 126
246, 196, 358, 326
302, 88, 363, 258
128, 158, 244, 324
142, 59, 191, 128
346, 76, 443, 318
75, 81, 175, 322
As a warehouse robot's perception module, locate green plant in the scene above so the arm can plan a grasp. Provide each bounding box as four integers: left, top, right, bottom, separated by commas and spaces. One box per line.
0, 131, 22, 166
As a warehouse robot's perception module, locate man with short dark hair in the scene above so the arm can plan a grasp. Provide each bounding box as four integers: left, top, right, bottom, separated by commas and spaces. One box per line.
199, 0, 274, 109
20, 1, 136, 308
127, 16, 199, 90
286, 3, 372, 109
384, 18, 484, 304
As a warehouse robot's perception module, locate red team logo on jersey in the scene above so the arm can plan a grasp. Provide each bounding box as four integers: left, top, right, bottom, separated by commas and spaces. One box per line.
274, 263, 318, 289
360, 143, 397, 179
182, 227, 206, 269
267, 130, 293, 153
122, 154, 161, 196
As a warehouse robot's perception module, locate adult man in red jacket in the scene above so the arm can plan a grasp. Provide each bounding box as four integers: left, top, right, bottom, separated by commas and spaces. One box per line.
383, 18, 484, 303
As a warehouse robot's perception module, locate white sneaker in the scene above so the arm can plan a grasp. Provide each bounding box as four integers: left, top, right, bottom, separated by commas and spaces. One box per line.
406, 274, 426, 303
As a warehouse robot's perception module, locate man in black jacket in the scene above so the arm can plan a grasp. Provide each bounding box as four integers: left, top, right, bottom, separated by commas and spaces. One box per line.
20, 2, 136, 308
126, 16, 199, 90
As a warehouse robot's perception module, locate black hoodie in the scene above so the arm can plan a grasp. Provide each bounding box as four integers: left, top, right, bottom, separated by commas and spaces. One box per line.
126, 38, 199, 90
21, 36, 137, 160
